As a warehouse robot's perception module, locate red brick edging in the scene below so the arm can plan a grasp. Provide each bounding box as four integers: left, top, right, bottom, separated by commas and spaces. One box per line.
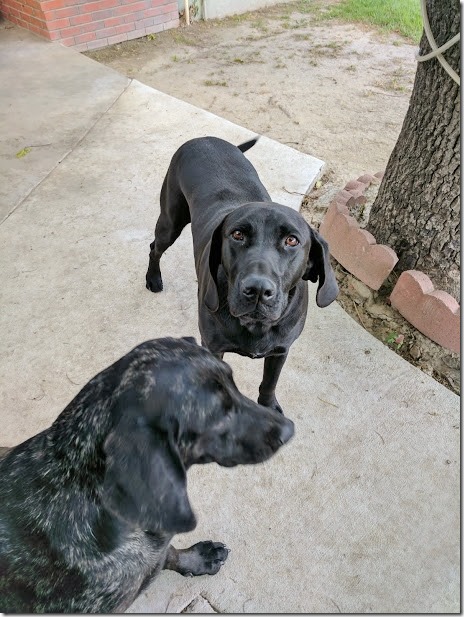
390, 271, 460, 355
319, 172, 398, 290
319, 174, 460, 355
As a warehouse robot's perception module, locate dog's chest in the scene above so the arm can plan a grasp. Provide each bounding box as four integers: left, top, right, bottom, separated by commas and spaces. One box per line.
203, 314, 290, 358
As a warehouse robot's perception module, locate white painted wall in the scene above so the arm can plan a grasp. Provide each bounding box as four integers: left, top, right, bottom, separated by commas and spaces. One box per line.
202, 0, 287, 19
179, 0, 288, 20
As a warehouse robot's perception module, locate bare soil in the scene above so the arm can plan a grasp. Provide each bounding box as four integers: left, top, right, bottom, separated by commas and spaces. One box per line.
86, 1, 459, 394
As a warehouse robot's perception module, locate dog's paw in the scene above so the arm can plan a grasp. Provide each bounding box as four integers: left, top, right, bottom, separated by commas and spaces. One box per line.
258, 394, 284, 415
146, 273, 163, 293
180, 541, 230, 577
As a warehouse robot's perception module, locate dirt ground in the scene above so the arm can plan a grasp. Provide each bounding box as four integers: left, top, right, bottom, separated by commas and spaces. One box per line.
86, 1, 459, 394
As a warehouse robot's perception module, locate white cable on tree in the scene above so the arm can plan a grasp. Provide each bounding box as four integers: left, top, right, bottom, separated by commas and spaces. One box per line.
416, 0, 460, 86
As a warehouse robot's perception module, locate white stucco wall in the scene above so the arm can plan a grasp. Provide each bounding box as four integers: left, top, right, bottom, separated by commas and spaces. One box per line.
179, 0, 288, 20
203, 0, 287, 18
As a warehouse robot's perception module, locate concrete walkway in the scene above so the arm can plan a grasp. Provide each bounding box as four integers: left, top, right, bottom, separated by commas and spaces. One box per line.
0, 24, 460, 613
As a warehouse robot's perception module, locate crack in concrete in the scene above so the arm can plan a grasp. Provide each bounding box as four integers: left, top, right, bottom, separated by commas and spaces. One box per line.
180, 592, 219, 613
0, 78, 132, 227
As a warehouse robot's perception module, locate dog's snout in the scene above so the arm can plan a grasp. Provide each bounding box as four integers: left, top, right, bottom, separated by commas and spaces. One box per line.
278, 419, 294, 445
241, 275, 276, 303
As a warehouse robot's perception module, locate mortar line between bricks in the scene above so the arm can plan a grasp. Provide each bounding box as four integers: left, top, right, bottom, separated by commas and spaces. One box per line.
0, 77, 133, 227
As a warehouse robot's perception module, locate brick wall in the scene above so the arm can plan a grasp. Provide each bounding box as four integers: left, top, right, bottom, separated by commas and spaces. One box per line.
0, 0, 179, 51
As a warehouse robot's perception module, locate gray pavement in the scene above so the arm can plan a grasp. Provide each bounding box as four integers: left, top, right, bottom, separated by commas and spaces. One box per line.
0, 24, 130, 222
0, 25, 460, 613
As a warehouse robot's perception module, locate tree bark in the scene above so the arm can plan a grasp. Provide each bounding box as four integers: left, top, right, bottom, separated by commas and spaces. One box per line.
367, 0, 460, 302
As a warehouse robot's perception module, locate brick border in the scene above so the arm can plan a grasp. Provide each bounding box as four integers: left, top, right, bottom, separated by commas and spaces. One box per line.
0, 0, 179, 51
320, 175, 460, 355
319, 173, 398, 290
390, 271, 460, 354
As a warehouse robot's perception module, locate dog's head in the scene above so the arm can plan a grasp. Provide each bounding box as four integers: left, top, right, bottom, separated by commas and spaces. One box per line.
101, 337, 294, 535
202, 203, 338, 327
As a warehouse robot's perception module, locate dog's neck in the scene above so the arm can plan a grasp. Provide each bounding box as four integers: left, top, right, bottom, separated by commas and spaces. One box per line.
47, 387, 114, 480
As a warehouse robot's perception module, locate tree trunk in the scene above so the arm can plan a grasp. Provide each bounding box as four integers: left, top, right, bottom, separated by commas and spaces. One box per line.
367, 0, 460, 302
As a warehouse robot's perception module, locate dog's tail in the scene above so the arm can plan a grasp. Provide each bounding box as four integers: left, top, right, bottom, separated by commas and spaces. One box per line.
237, 136, 260, 153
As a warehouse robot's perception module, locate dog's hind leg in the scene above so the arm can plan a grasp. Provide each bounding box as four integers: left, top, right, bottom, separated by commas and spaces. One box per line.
146, 176, 190, 293
163, 542, 229, 577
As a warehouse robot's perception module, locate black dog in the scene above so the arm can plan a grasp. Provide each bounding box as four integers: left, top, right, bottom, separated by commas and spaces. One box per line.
0, 337, 293, 613
146, 136, 339, 413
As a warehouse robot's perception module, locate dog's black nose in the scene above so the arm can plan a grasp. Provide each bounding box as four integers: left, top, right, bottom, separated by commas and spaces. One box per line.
241, 275, 276, 303
278, 419, 294, 445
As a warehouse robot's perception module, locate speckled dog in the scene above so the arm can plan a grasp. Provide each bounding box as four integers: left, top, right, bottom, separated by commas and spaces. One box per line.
0, 337, 293, 613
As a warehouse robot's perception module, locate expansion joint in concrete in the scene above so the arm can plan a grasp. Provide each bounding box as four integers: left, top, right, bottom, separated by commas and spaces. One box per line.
0, 78, 133, 227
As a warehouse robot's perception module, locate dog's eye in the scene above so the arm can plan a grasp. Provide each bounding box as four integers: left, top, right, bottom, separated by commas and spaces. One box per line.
285, 235, 299, 247
231, 230, 245, 241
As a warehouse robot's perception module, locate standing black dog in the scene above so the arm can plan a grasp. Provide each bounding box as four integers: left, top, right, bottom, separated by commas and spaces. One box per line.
146, 136, 339, 414
0, 337, 293, 613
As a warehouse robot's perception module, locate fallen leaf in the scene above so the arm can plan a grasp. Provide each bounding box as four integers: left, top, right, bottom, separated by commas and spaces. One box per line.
16, 147, 32, 158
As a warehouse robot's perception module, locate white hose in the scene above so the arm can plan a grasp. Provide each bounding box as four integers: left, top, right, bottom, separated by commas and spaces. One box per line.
416, 0, 460, 85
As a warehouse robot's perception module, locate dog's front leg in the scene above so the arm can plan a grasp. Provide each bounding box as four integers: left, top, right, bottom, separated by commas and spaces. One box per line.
258, 354, 288, 414
163, 542, 229, 577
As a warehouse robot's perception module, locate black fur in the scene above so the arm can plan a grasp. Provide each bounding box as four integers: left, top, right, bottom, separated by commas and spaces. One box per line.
0, 337, 293, 613
145, 136, 339, 413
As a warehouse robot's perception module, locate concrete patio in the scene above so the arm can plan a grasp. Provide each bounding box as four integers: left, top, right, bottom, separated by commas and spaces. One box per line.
0, 22, 460, 613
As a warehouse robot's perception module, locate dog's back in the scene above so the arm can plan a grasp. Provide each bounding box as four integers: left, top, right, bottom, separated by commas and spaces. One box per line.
173, 138, 268, 222
163, 137, 271, 273
0, 383, 162, 613
0, 442, 132, 612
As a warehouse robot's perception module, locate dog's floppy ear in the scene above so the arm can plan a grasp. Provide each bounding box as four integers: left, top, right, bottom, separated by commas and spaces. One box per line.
202, 220, 224, 313
303, 226, 339, 308
181, 336, 198, 346
102, 417, 196, 534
